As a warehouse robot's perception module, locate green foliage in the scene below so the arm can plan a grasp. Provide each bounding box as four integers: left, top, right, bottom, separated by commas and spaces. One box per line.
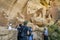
48, 24, 60, 40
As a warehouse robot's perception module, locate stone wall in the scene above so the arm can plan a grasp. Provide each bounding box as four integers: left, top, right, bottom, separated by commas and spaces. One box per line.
0, 27, 17, 40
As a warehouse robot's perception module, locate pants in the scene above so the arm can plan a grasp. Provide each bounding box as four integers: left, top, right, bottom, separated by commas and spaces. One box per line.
27, 35, 33, 40
44, 36, 48, 40
17, 36, 21, 40
20, 36, 27, 40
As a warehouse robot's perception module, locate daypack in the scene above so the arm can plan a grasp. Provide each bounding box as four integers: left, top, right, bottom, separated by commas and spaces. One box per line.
20, 26, 28, 37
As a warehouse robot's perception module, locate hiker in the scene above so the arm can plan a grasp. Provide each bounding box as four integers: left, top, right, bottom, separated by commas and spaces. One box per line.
20, 21, 29, 40
43, 27, 48, 40
27, 27, 33, 40
8, 23, 12, 30
17, 24, 22, 40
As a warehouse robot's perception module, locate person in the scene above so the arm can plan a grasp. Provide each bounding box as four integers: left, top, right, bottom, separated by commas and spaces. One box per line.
20, 21, 29, 40
8, 23, 12, 30
27, 27, 33, 40
43, 27, 48, 40
17, 24, 22, 40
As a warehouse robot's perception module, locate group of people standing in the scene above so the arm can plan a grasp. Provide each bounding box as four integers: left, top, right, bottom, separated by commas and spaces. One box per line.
17, 21, 33, 40
8, 21, 48, 40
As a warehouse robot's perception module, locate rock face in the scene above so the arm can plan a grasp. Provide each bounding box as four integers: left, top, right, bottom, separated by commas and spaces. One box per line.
0, 0, 60, 26
48, 0, 59, 20
0, 0, 60, 27
0, 27, 17, 40
0, 0, 55, 26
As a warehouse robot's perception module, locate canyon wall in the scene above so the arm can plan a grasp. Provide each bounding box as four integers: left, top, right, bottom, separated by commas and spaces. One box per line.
0, 0, 60, 30
0, 0, 58, 27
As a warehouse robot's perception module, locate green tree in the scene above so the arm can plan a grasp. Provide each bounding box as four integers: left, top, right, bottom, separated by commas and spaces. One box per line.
48, 24, 60, 40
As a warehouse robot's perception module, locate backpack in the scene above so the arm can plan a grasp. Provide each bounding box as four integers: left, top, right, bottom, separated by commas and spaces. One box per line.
20, 26, 28, 37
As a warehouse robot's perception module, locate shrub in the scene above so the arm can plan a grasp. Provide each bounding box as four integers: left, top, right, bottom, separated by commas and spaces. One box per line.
48, 24, 60, 40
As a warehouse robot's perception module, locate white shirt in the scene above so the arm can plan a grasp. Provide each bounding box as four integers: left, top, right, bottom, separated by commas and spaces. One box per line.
8, 26, 12, 30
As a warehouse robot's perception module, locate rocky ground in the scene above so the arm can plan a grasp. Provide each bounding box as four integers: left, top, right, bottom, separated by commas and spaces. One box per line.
0, 27, 17, 40
0, 26, 44, 40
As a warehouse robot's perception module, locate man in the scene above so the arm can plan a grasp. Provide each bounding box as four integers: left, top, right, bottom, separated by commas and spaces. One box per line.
43, 27, 48, 40
20, 21, 29, 40
17, 24, 22, 40
27, 27, 33, 40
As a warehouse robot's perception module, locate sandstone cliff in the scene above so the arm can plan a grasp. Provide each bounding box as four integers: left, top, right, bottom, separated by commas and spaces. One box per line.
0, 0, 57, 26
0, 0, 60, 32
